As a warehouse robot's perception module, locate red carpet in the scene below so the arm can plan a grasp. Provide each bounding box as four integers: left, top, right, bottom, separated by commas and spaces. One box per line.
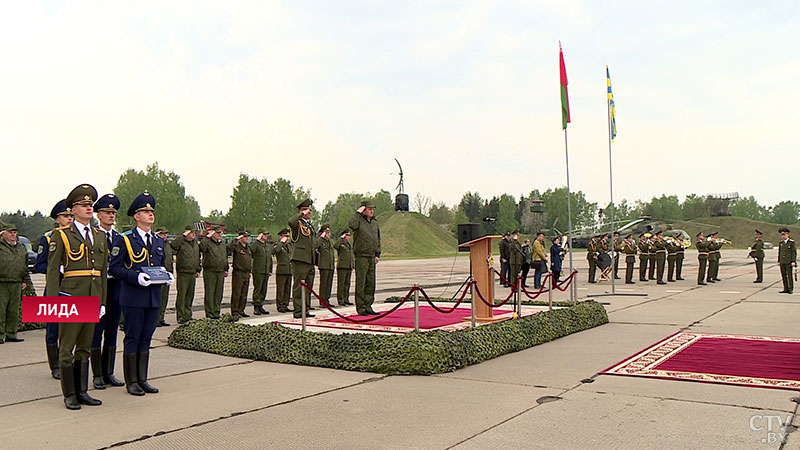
601, 332, 800, 391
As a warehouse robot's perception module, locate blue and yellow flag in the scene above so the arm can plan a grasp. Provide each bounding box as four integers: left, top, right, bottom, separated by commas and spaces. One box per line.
606, 66, 616, 142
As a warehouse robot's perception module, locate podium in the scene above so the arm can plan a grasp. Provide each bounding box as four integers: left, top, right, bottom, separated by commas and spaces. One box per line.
458, 235, 505, 323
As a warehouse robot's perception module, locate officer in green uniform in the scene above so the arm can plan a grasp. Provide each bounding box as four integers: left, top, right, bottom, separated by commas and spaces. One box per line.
637, 234, 650, 281
47, 184, 107, 410
666, 236, 679, 282
274, 228, 293, 313
250, 229, 273, 315
749, 229, 765, 283
315, 224, 335, 308
586, 236, 599, 283
706, 233, 719, 283
171, 226, 201, 324
778, 227, 796, 294
199, 226, 228, 319
675, 235, 687, 280
290, 199, 316, 318
228, 230, 253, 320
652, 231, 667, 285
156, 228, 172, 327
696, 232, 709, 285
509, 230, 523, 287
349, 199, 381, 316
612, 232, 622, 279
622, 234, 637, 284
0, 222, 32, 344
647, 234, 658, 281
334, 230, 354, 306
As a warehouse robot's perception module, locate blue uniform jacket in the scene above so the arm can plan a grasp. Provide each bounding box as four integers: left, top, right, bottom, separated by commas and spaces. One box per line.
109, 227, 165, 308
550, 244, 563, 272
34, 234, 50, 274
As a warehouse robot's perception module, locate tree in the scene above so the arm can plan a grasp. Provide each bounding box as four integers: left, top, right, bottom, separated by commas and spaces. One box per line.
540, 187, 596, 232
682, 194, 710, 220
319, 190, 395, 236
204, 209, 226, 223
372, 190, 394, 216
729, 195, 769, 221
0, 210, 52, 242
644, 195, 682, 219
264, 178, 312, 233
113, 163, 202, 233
226, 174, 270, 233
429, 202, 454, 225
412, 193, 432, 216
450, 208, 469, 234
599, 199, 635, 228
458, 192, 483, 223
496, 194, 519, 234
770, 201, 800, 225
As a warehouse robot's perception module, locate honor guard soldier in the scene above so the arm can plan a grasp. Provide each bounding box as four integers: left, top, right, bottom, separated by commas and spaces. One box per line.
749, 230, 765, 283
777, 227, 796, 294
334, 230, 354, 306
90, 193, 125, 390
227, 230, 253, 320
46, 184, 108, 410
289, 199, 316, 318
155, 228, 172, 327
199, 226, 228, 319
675, 235, 687, 280
349, 199, 381, 316
35, 199, 74, 379
622, 234, 637, 284
637, 234, 650, 281
652, 231, 667, 284
274, 228, 293, 312
315, 223, 335, 308
171, 225, 201, 323
250, 229, 274, 315
109, 192, 173, 397
696, 232, 709, 285
666, 236, 679, 282
0, 222, 32, 344
587, 236, 599, 283
509, 230, 523, 287
612, 232, 622, 279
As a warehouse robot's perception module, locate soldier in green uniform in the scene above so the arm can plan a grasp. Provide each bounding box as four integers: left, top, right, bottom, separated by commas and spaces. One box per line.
675, 234, 687, 280
749, 230, 765, 283
47, 184, 107, 410
622, 234, 637, 284
228, 230, 253, 320
666, 236, 679, 282
199, 226, 228, 319
612, 232, 622, 279
274, 228, 293, 313
171, 226, 201, 324
155, 228, 172, 327
777, 227, 796, 294
638, 234, 650, 282
290, 199, 316, 318
509, 230, 523, 287
315, 224, 335, 308
334, 230, 354, 306
0, 222, 32, 344
250, 229, 273, 315
647, 234, 657, 281
349, 199, 381, 316
652, 231, 667, 285
696, 232, 709, 285
586, 235, 599, 283
706, 233, 719, 283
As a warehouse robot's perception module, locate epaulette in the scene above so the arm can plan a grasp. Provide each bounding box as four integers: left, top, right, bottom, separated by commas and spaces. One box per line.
56, 225, 70, 230
94, 227, 105, 233
122, 230, 133, 236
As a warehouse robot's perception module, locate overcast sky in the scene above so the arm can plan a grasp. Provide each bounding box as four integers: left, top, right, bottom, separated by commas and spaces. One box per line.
1, 1, 798, 216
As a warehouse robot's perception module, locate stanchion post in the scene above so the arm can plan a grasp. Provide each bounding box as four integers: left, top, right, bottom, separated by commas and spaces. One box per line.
413, 285, 420, 332
572, 271, 578, 305
548, 274, 553, 311
516, 276, 521, 317
470, 281, 476, 328
301, 282, 307, 332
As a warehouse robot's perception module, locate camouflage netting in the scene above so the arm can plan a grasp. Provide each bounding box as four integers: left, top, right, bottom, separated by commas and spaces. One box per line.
168, 301, 608, 375
18, 282, 46, 332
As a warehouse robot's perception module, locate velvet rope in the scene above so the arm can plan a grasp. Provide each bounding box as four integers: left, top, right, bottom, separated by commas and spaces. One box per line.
417, 283, 472, 314
473, 280, 518, 308
520, 272, 551, 300
553, 270, 578, 292
298, 281, 415, 323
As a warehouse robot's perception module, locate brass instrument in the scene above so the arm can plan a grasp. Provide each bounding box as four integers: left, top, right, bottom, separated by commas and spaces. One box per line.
718, 238, 732, 245
680, 239, 692, 249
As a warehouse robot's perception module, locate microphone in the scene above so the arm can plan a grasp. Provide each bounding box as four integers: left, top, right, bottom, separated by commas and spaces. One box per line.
482, 217, 497, 222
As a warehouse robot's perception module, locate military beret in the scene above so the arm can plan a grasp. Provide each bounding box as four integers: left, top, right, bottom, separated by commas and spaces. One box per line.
296, 198, 313, 209
778, 227, 790, 233
94, 194, 120, 212
755, 229, 762, 235
127, 192, 156, 216
278, 228, 290, 236
319, 223, 330, 233
359, 199, 375, 208
50, 199, 71, 220
66, 184, 98, 207
238, 230, 250, 237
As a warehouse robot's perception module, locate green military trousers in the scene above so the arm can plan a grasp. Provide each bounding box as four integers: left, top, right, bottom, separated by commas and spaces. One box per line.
175, 271, 197, 324
337, 269, 351, 306
318, 269, 334, 307
203, 270, 225, 319
0, 282, 21, 341
354, 256, 376, 315
292, 261, 315, 318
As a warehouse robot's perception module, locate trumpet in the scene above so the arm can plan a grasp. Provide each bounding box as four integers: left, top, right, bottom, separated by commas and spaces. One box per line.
718, 238, 732, 245
680, 240, 692, 249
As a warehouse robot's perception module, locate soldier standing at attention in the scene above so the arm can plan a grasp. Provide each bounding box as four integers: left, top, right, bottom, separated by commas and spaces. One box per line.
171, 226, 201, 324
778, 227, 796, 294
587, 235, 599, 284
647, 234, 657, 281
499, 233, 511, 287
711, 232, 723, 282
675, 234, 686, 281
47, 184, 107, 410
199, 226, 228, 319
315, 224, 335, 308
155, 228, 172, 327
90, 194, 124, 390
509, 230, 523, 288
228, 230, 253, 320
622, 234, 637, 284
652, 231, 667, 285
274, 228, 293, 313
696, 232, 709, 286
749, 230, 765, 283
349, 199, 381, 316
109, 192, 173, 397
290, 199, 316, 318
334, 230, 354, 306
666, 236, 678, 282
637, 234, 650, 282
35, 199, 74, 380
612, 232, 622, 280
250, 229, 273, 316
0, 222, 32, 344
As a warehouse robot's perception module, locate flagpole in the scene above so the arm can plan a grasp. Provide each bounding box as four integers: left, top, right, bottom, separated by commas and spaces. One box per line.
564, 128, 575, 303
608, 89, 616, 295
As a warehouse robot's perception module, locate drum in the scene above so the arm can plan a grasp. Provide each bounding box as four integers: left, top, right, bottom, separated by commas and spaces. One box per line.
596, 253, 612, 270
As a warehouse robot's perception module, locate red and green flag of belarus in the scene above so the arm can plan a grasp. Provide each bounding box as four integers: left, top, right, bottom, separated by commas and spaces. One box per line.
559, 43, 570, 130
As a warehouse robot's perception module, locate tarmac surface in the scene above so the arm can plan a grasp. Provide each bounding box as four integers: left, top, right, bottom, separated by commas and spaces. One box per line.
2, 249, 799, 449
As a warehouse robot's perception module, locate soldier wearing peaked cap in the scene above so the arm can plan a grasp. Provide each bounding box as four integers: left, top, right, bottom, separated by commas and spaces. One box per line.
250, 228, 274, 316
349, 199, 381, 316
334, 229, 354, 306
778, 227, 796, 294
289, 199, 316, 318
622, 234, 637, 284
586, 235, 599, 283
0, 222, 32, 346
227, 230, 253, 320
171, 224, 201, 324
675, 234, 687, 281
46, 184, 107, 410
199, 225, 228, 319
749, 229, 765, 283
637, 234, 650, 282
109, 191, 173, 397
315, 223, 335, 308
34, 199, 74, 380
696, 232, 709, 285
274, 228, 293, 312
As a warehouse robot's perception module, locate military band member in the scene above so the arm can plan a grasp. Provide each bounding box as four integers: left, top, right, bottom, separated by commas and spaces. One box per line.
0, 222, 32, 344
349, 199, 381, 316
666, 236, 679, 282
622, 234, 637, 284
250, 229, 273, 315
647, 234, 657, 281
35, 199, 74, 379
587, 236, 599, 283
46, 184, 107, 410
109, 192, 173, 397
778, 227, 796, 294
289, 199, 316, 318
509, 230, 523, 287
637, 234, 650, 282
334, 230, 354, 306
696, 232, 709, 285
274, 228, 293, 313
155, 228, 172, 327
652, 231, 667, 285
227, 230, 253, 320
171, 225, 201, 324
749, 229, 765, 283
90, 193, 124, 390
711, 232, 724, 282
706, 232, 720, 283
612, 232, 622, 279
199, 226, 228, 319
675, 234, 686, 280
315, 224, 335, 307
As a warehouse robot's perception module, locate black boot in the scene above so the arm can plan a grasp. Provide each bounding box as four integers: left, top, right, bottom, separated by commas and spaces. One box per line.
75, 360, 102, 406
60, 363, 80, 410
46, 344, 60, 380
90, 347, 105, 390
256, 305, 268, 315
137, 351, 159, 394
123, 353, 145, 396
102, 346, 124, 387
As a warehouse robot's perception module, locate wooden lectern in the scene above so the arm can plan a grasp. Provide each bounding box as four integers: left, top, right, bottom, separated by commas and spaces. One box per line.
459, 235, 505, 323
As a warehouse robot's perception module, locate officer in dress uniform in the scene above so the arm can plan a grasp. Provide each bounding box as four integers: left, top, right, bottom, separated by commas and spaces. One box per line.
622, 234, 637, 284
274, 228, 293, 313
109, 192, 174, 397
675, 234, 686, 281
778, 227, 796, 294
647, 234, 658, 281
652, 231, 667, 285
749, 230, 765, 283
289, 199, 316, 318
696, 232, 709, 285
250, 229, 273, 316
586, 236, 599, 283
34, 199, 73, 380
315, 223, 336, 308
666, 235, 679, 282
46, 184, 107, 410
612, 232, 622, 280
637, 234, 650, 282
90, 193, 125, 390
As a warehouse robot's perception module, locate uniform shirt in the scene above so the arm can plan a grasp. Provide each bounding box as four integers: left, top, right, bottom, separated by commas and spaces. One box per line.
289, 213, 316, 264
348, 212, 381, 258
227, 240, 252, 273
274, 241, 292, 275
171, 236, 201, 273
315, 237, 335, 270
334, 238, 354, 270
250, 239, 274, 275
73, 221, 94, 245
199, 237, 229, 272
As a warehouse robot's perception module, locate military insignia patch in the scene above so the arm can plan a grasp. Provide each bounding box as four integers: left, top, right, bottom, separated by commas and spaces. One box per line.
111, 246, 120, 256
49, 242, 56, 252
38, 246, 44, 254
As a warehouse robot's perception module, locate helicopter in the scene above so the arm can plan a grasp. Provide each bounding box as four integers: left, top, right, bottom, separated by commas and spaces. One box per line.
548, 216, 694, 248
